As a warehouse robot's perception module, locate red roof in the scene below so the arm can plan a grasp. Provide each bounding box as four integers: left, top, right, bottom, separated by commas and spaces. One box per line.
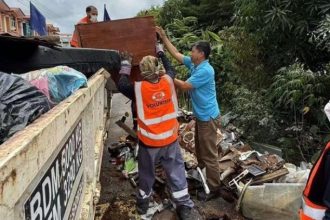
10, 7, 26, 18
0, 0, 10, 12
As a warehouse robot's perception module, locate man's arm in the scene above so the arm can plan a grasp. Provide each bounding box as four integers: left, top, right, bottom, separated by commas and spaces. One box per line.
159, 53, 176, 79
117, 75, 135, 101
156, 26, 184, 64
174, 78, 193, 91
117, 51, 135, 101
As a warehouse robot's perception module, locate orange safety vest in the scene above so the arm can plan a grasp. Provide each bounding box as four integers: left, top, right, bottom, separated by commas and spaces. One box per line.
134, 75, 179, 147
70, 16, 90, 47
300, 142, 330, 220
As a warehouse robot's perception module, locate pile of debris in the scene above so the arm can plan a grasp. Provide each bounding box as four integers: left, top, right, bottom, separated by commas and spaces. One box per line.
107, 109, 311, 218
177, 110, 306, 194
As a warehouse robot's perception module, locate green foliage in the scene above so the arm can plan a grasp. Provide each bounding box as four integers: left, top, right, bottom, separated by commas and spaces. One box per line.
158, 0, 184, 27
268, 64, 330, 161
312, 14, 330, 52
270, 64, 327, 111
138, 0, 330, 163
218, 26, 269, 89
136, 6, 162, 25
222, 82, 278, 141
159, 0, 235, 31
234, 0, 330, 70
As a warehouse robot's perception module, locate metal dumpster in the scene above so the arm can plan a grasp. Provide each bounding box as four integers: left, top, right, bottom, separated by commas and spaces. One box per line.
0, 68, 111, 220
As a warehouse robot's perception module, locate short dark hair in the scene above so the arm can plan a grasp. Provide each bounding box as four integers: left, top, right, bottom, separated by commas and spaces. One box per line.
193, 41, 211, 59
86, 6, 96, 13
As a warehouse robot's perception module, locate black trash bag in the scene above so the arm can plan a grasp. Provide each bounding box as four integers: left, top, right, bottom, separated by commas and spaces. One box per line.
0, 72, 51, 145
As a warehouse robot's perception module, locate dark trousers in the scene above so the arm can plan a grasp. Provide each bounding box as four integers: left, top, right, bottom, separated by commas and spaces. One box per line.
137, 140, 194, 208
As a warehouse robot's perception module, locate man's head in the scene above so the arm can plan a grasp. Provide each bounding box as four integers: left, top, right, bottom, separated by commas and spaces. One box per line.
190, 41, 211, 65
139, 55, 165, 83
86, 6, 98, 22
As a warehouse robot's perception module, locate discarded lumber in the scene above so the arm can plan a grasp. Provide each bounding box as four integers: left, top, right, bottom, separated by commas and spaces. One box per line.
251, 168, 289, 185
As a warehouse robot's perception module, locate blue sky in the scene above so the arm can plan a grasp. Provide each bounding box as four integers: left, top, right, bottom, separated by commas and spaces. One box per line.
6, 0, 165, 33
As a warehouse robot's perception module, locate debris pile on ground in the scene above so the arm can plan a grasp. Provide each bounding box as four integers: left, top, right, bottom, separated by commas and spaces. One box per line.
276, 162, 312, 183
108, 109, 310, 219
177, 110, 307, 196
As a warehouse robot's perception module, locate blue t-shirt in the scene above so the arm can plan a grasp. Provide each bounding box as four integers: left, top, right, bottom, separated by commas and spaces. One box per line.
184, 56, 220, 121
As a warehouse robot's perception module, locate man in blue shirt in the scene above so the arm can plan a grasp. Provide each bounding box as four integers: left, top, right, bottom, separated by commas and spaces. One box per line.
156, 26, 224, 201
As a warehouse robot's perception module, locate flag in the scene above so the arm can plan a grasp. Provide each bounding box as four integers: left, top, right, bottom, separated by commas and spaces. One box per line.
30, 2, 47, 36
103, 4, 111, 21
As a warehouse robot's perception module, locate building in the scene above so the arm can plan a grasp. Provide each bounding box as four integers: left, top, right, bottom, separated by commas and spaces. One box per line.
0, 0, 60, 37
0, 1, 30, 36
47, 23, 60, 36
10, 7, 31, 36
0, 0, 11, 34
59, 33, 72, 47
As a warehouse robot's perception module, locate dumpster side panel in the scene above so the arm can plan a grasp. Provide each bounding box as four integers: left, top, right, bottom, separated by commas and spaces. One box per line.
0, 69, 108, 220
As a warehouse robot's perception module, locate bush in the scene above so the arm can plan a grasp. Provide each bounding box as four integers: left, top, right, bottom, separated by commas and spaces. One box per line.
221, 82, 278, 142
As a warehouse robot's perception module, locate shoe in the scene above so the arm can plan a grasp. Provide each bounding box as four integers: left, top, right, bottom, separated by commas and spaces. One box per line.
136, 197, 149, 215
196, 189, 220, 201
177, 206, 200, 220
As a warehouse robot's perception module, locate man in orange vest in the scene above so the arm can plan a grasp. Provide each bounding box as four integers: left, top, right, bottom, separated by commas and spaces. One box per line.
70, 6, 98, 47
300, 101, 330, 220
117, 46, 198, 220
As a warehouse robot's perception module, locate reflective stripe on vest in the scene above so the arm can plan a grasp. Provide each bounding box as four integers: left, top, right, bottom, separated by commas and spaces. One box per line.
301, 197, 326, 220
134, 75, 178, 146
138, 127, 175, 140
300, 142, 330, 220
135, 75, 178, 126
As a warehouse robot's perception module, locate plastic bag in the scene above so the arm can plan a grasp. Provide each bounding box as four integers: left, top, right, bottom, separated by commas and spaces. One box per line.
277, 163, 311, 183
18, 66, 88, 103
0, 72, 51, 144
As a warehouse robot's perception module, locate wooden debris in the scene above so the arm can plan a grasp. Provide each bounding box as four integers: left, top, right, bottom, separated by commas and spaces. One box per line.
115, 120, 137, 140
251, 168, 289, 185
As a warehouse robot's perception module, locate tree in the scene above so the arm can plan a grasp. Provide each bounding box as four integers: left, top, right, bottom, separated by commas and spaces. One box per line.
234, 0, 330, 71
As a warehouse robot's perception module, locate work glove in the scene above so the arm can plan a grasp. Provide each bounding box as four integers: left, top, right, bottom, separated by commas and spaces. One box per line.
119, 51, 133, 75
155, 42, 164, 57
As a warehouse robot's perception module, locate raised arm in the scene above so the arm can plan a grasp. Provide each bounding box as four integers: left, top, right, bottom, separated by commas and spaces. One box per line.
156, 26, 184, 64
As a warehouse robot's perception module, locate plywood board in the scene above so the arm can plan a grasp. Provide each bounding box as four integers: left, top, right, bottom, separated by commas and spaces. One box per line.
76, 16, 156, 67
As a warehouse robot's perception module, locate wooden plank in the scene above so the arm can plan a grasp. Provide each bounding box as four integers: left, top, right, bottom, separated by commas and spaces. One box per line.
251, 168, 289, 185
115, 119, 137, 140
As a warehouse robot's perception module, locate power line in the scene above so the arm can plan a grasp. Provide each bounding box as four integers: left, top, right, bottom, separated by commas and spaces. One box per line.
19, 0, 63, 18
32, 0, 62, 18
15, 0, 29, 10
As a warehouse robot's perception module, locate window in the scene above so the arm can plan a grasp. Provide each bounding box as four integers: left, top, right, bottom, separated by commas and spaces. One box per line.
23, 23, 31, 36
10, 17, 16, 30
